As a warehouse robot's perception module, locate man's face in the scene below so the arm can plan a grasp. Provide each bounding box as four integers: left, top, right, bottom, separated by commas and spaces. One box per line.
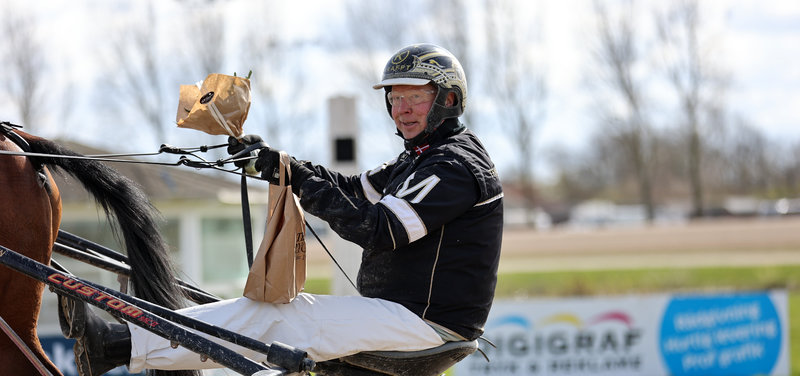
389, 84, 436, 140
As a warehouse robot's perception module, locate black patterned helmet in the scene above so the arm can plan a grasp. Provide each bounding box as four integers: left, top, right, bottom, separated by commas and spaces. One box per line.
373, 44, 467, 133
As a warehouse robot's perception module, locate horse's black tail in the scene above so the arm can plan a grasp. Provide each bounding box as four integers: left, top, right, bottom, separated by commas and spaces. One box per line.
24, 134, 200, 376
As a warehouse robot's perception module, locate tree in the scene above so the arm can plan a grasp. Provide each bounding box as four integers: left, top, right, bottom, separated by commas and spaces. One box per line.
485, 0, 548, 226
239, 3, 312, 154
1, 5, 46, 131
547, 134, 620, 205
655, 0, 728, 218
590, 0, 655, 221
99, 2, 170, 144
336, 0, 428, 165
777, 141, 800, 198
183, 11, 226, 78
720, 118, 771, 195
426, 0, 476, 129
338, 1, 423, 90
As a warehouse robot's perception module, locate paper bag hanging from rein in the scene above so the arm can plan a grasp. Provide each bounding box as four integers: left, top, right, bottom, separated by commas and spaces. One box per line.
176, 73, 251, 138
243, 152, 307, 303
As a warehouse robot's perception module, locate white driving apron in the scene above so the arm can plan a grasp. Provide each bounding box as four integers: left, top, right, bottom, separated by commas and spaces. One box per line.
127, 293, 444, 372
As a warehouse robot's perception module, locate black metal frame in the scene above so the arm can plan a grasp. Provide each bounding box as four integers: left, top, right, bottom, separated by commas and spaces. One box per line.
55, 230, 220, 304
0, 244, 314, 376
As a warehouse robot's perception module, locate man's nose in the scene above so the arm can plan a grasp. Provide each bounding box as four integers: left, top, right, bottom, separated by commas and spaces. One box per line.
393, 99, 412, 113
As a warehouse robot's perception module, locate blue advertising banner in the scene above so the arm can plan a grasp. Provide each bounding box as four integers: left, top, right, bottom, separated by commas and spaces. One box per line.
453, 290, 789, 376
659, 293, 783, 375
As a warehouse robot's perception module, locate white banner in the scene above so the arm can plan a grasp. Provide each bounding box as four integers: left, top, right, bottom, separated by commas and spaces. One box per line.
455, 290, 789, 376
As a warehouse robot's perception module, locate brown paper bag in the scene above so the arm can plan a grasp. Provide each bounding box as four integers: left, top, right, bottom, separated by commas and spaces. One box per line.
176, 73, 251, 138
243, 152, 306, 303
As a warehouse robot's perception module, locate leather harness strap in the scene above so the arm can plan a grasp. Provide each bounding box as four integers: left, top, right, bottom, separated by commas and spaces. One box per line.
0, 122, 52, 192
0, 122, 44, 170
0, 122, 30, 151
241, 171, 254, 268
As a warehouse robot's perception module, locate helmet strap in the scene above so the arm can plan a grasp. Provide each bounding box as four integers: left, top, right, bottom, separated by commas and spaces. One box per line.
425, 88, 462, 132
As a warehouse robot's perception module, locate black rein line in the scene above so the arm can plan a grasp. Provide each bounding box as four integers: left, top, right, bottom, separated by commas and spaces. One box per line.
0, 124, 359, 292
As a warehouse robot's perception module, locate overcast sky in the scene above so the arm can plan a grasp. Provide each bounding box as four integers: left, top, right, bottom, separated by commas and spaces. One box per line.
1, 0, 798, 179
535, 0, 800, 147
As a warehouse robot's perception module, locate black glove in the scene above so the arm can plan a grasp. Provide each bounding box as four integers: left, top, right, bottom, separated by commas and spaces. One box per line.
227, 134, 264, 168
255, 148, 314, 191
289, 158, 314, 194
254, 147, 281, 183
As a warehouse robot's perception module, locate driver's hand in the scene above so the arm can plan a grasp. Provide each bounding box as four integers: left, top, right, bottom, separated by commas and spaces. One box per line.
227, 135, 264, 171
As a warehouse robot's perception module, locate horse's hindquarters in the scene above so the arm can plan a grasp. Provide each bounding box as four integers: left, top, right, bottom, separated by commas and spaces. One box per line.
0, 136, 63, 375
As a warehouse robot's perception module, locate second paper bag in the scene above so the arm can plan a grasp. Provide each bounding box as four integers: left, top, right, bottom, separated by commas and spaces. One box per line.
243, 152, 306, 303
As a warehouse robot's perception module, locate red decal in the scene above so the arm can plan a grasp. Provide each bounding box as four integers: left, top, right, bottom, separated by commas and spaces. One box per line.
48, 273, 66, 284
63, 279, 81, 290
77, 285, 97, 297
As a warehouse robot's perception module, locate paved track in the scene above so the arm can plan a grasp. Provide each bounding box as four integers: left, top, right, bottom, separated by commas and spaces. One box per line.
306, 217, 800, 275
499, 217, 800, 272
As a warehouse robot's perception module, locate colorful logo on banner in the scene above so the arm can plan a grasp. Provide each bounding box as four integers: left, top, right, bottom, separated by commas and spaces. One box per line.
470, 310, 644, 375
659, 294, 782, 375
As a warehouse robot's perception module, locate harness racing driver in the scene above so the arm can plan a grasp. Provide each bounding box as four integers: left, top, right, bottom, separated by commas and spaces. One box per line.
60, 43, 503, 375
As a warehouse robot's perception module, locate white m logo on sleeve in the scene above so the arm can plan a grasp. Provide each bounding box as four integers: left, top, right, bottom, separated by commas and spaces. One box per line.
395, 173, 441, 204
379, 172, 442, 242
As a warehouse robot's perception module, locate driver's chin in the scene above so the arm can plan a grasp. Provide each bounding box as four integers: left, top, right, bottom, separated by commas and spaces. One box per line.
401, 130, 422, 140
398, 124, 425, 140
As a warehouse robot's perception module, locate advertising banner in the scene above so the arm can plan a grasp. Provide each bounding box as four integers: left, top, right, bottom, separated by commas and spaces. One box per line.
454, 290, 789, 376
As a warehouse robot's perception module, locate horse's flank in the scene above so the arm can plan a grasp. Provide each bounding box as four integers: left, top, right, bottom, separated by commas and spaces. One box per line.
0, 129, 198, 376
0, 133, 62, 375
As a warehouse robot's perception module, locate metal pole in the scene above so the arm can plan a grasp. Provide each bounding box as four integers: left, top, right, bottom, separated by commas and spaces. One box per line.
327, 96, 362, 296
56, 230, 220, 304
52, 241, 219, 304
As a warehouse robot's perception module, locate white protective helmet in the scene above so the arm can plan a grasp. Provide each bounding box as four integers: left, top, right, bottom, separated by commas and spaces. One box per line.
373, 43, 467, 135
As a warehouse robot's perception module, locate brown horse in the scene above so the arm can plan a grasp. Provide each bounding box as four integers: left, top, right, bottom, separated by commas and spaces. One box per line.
0, 127, 196, 376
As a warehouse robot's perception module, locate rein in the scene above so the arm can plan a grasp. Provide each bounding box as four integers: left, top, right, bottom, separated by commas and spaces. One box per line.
0, 143, 257, 173
0, 122, 358, 291
0, 121, 262, 175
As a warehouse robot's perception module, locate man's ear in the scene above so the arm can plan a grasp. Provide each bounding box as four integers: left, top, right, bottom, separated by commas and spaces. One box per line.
446, 92, 456, 107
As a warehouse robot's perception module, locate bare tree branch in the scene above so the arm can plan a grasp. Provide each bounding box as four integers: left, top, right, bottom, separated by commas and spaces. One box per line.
333, 0, 430, 164
485, 0, 548, 225
185, 12, 226, 77
239, 3, 311, 153
426, 0, 476, 128
656, 0, 728, 217
100, 2, 169, 143
339, 1, 424, 90
590, 0, 656, 221
1, 5, 47, 131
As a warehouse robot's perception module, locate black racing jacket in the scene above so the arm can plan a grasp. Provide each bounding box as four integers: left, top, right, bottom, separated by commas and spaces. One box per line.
294, 124, 503, 341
